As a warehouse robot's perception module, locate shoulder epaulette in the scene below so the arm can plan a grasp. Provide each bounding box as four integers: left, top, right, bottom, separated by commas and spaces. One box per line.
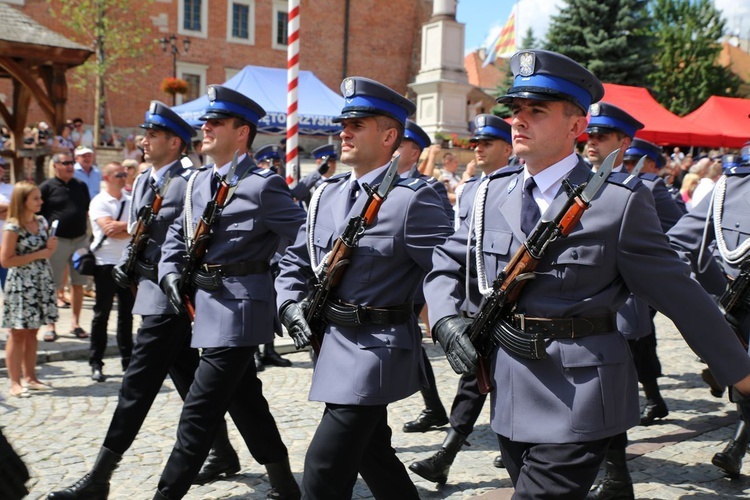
179, 168, 194, 179
422, 175, 439, 185
488, 165, 523, 180
638, 172, 659, 182
606, 171, 642, 190
322, 172, 349, 184
252, 167, 274, 178
394, 177, 427, 191
725, 166, 750, 176
462, 176, 478, 185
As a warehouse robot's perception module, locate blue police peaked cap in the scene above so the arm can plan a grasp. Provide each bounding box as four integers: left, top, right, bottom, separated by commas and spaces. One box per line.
200, 85, 266, 126
624, 138, 665, 168
334, 77, 416, 125
722, 154, 741, 169
471, 114, 512, 144
403, 120, 431, 151
142, 101, 196, 144
255, 144, 284, 163
587, 102, 644, 138
311, 144, 338, 161
497, 49, 604, 112
742, 141, 750, 164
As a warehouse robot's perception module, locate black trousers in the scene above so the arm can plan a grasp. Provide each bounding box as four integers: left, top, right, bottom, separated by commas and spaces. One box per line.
158, 346, 288, 499
303, 403, 419, 500
102, 314, 198, 453
90, 264, 135, 368
449, 373, 488, 436
629, 309, 662, 384
498, 434, 611, 499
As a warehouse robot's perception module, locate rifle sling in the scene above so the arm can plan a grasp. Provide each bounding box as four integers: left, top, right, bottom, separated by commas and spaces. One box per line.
322, 299, 413, 327
134, 259, 158, 282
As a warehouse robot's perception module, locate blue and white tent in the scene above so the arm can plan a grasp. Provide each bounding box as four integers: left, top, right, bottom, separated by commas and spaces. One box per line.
172, 65, 344, 135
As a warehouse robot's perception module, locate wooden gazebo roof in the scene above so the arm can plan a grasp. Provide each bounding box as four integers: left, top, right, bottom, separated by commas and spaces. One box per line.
0, 3, 92, 180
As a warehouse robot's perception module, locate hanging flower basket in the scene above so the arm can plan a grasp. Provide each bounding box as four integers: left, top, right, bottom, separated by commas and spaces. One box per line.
161, 77, 189, 96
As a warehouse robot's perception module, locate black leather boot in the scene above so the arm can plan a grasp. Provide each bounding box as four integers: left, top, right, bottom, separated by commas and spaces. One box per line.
408, 428, 466, 484
265, 458, 301, 500
121, 356, 131, 372
252, 347, 265, 372
640, 380, 668, 426
712, 419, 748, 478
587, 449, 634, 500
403, 355, 448, 433
262, 342, 292, 367
152, 491, 170, 500
47, 447, 123, 499
192, 424, 241, 485
493, 453, 505, 468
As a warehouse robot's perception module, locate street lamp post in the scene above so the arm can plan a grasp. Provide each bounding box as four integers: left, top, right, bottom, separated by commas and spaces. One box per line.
159, 34, 191, 105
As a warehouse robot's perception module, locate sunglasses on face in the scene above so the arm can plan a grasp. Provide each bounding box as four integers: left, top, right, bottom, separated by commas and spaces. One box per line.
57, 160, 75, 166
113, 172, 128, 178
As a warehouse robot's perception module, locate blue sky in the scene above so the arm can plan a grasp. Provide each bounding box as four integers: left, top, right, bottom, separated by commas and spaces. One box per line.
457, 0, 749, 55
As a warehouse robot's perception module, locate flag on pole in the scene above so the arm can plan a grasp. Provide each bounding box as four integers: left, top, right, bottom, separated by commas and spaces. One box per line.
483, 5, 517, 67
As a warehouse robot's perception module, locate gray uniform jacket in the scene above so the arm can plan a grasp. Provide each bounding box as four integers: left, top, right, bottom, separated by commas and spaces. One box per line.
275, 171, 453, 406
122, 161, 192, 316
407, 165, 452, 217
425, 159, 750, 444
668, 166, 750, 334
617, 172, 687, 340
159, 156, 306, 348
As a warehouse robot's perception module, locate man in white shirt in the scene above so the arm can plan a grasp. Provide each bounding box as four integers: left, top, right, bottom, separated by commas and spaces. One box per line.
88, 162, 133, 382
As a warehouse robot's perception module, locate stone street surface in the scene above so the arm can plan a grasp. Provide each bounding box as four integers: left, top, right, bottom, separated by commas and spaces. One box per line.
2, 299, 750, 499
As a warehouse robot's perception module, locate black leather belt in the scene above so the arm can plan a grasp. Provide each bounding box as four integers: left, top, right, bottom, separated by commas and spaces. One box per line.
134, 259, 158, 282
193, 260, 270, 291
199, 260, 270, 276
512, 313, 617, 339
322, 299, 413, 327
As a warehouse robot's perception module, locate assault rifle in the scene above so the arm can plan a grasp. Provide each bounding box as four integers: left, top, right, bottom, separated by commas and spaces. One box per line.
180, 151, 239, 321
305, 153, 401, 355
468, 149, 618, 394
719, 258, 750, 350
122, 171, 172, 290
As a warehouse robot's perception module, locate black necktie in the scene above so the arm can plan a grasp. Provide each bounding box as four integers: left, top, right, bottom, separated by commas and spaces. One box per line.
211, 173, 221, 197
521, 177, 540, 236
346, 180, 359, 212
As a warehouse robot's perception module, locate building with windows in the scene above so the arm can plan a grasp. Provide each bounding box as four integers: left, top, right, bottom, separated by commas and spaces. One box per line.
2, 0, 432, 138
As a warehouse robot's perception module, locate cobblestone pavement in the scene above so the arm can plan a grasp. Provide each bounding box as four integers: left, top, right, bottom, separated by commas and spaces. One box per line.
2, 308, 750, 499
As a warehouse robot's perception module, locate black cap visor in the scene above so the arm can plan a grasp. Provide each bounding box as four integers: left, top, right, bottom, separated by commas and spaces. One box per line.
333, 107, 401, 124
497, 86, 585, 111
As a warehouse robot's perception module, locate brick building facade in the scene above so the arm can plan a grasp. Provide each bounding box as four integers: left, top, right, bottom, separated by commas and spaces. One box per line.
2, 0, 432, 138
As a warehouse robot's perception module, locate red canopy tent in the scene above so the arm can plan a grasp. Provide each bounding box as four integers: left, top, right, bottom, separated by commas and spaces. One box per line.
595, 83, 724, 147
683, 96, 750, 148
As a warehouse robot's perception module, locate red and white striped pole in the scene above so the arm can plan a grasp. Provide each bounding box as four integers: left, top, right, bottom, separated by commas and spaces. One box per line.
285, 0, 300, 187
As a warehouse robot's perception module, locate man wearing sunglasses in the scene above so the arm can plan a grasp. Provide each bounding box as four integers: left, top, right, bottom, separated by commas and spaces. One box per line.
39, 152, 91, 342
87, 162, 134, 382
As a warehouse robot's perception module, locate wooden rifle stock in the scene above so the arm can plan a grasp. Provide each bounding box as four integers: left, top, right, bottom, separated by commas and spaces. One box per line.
123, 190, 166, 296
181, 175, 234, 321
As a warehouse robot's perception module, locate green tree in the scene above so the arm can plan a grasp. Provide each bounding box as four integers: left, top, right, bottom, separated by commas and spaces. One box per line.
649, 0, 741, 115
544, 0, 655, 86
494, 28, 539, 117
48, 0, 154, 145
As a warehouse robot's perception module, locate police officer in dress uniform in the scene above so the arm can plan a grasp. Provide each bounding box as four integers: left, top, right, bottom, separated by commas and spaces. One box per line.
47, 102, 242, 499
392, 119, 453, 435
409, 113, 515, 484
311, 143, 338, 183
154, 86, 304, 500
584, 107, 687, 499
275, 76, 453, 499
668, 141, 750, 479
424, 49, 750, 498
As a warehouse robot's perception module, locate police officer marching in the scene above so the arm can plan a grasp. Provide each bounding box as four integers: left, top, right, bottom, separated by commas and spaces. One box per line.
409, 113, 514, 485
275, 76, 453, 498
584, 104, 687, 499
47, 102, 242, 499
424, 49, 750, 498
154, 86, 304, 499
668, 141, 750, 479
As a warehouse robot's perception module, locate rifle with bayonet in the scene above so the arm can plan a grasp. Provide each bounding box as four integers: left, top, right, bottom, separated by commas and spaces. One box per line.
719, 258, 750, 350
305, 153, 401, 355
468, 149, 619, 394
180, 151, 239, 321
122, 172, 172, 291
